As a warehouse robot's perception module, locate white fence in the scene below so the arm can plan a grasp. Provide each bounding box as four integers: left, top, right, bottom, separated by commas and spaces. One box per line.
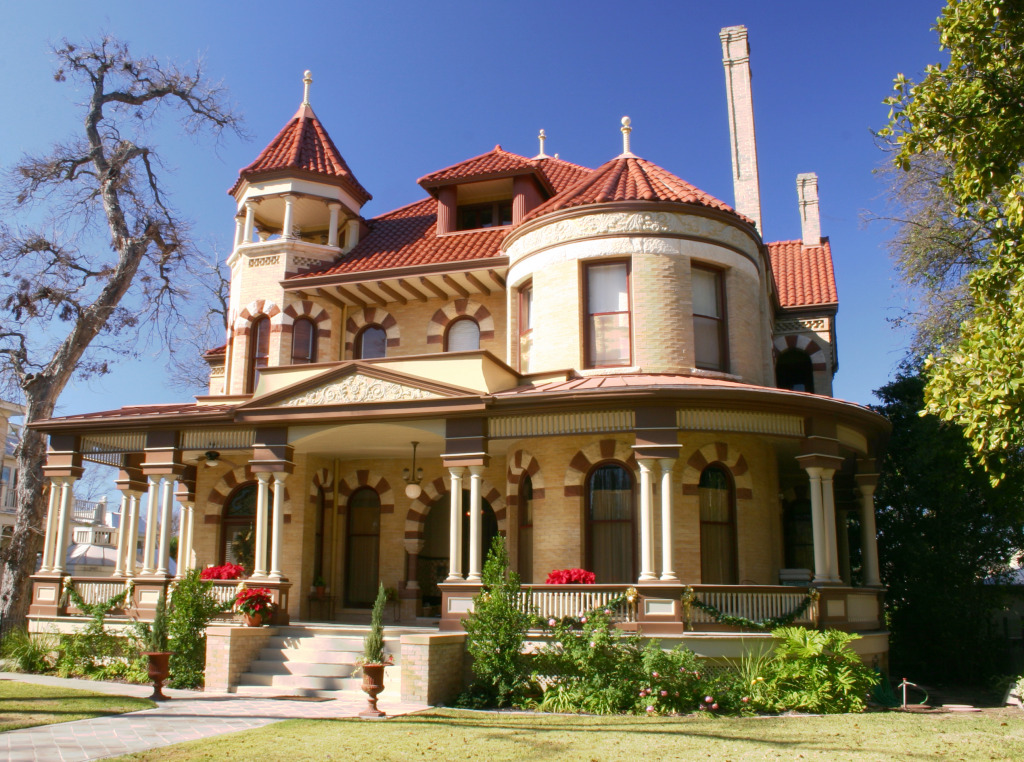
687, 588, 816, 625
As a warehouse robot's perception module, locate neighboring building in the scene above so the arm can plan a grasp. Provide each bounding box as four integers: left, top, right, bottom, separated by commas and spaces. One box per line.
0, 401, 24, 553
28, 26, 888, 664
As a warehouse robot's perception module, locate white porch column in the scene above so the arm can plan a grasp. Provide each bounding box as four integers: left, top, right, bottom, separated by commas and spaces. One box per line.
270, 473, 287, 579
804, 466, 829, 584
141, 476, 160, 575
820, 468, 841, 583
51, 477, 75, 576
327, 203, 342, 247
243, 201, 256, 244
39, 480, 61, 573
156, 477, 175, 576
175, 502, 193, 578
858, 483, 881, 586
113, 492, 130, 577
233, 215, 245, 249
466, 466, 484, 583
282, 195, 297, 239
253, 472, 271, 578
444, 467, 465, 582
658, 458, 678, 581
638, 460, 657, 582
182, 502, 195, 573
123, 493, 140, 577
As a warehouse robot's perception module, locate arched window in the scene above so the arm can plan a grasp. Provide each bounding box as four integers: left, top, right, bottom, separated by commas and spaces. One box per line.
699, 465, 737, 584
776, 349, 815, 393
518, 474, 534, 583
344, 488, 381, 607
586, 463, 635, 582
445, 317, 480, 352
220, 482, 272, 572
245, 316, 270, 394
291, 318, 318, 364
355, 325, 387, 360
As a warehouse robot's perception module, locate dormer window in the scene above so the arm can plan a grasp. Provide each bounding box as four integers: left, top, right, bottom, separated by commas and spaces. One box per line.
456, 200, 513, 231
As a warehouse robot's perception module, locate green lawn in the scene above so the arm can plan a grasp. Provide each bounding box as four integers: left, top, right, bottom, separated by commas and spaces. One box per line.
114, 707, 1024, 761
0, 680, 156, 732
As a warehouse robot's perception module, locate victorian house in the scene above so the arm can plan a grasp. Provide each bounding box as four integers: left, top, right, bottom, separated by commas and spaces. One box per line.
28, 26, 889, 673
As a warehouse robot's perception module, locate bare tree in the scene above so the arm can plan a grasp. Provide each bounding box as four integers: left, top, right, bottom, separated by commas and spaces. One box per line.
0, 37, 243, 629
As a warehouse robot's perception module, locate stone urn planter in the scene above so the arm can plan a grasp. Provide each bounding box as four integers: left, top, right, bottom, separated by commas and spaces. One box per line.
359, 663, 387, 718
144, 651, 172, 700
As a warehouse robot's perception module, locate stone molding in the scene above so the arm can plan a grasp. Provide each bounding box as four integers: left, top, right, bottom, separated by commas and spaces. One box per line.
277, 374, 439, 407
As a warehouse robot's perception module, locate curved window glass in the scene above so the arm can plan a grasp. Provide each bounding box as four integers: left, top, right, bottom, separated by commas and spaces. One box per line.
221, 483, 259, 571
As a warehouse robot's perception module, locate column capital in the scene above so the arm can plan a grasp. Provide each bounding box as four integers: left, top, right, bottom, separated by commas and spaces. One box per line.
255, 471, 272, 484
467, 465, 485, 477
447, 466, 466, 478
327, 201, 342, 211
795, 453, 844, 472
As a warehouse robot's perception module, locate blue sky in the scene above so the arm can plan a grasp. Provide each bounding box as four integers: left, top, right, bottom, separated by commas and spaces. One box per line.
0, 0, 947, 415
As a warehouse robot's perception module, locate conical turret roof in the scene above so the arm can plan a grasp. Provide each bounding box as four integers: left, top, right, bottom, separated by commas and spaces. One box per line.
229, 102, 371, 204
518, 154, 751, 226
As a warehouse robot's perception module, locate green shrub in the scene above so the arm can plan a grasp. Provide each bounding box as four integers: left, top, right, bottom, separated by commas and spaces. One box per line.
0, 628, 54, 673
362, 582, 388, 665
166, 571, 232, 688
754, 627, 879, 714
458, 535, 533, 708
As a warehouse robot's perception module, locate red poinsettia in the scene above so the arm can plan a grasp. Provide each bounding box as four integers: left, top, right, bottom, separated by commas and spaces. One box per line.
235, 587, 274, 617
545, 568, 596, 585
200, 563, 245, 580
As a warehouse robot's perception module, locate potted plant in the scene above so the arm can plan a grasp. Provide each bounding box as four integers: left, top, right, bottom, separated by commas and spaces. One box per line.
358, 582, 393, 718
138, 591, 172, 700
235, 587, 274, 627
313, 575, 326, 598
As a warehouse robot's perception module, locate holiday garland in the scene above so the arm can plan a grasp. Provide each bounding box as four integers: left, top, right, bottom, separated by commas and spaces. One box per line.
61, 576, 135, 616
681, 586, 819, 631
531, 587, 639, 629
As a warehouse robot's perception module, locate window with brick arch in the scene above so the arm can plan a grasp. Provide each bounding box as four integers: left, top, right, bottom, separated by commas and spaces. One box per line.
291, 318, 318, 364
220, 482, 272, 572
445, 317, 480, 352
775, 348, 814, 393
355, 325, 387, 359
344, 488, 381, 607
586, 463, 636, 582
245, 316, 270, 394
517, 474, 534, 583
699, 465, 737, 584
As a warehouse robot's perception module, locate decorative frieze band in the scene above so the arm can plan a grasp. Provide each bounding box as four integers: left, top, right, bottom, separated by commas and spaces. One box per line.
774, 316, 829, 334
677, 409, 804, 437
247, 255, 281, 268
180, 428, 256, 451
490, 410, 634, 439
279, 375, 439, 407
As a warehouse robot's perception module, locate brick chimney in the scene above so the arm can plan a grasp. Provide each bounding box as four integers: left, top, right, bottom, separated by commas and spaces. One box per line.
797, 172, 821, 246
720, 25, 762, 233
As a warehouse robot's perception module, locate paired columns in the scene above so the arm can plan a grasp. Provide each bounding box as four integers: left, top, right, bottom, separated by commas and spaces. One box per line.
444, 465, 487, 583
249, 427, 293, 581
636, 458, 679, 583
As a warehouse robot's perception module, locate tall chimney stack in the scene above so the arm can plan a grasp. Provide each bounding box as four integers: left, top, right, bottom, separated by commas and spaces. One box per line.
797, 172, 821, 246
720, 25, 763, 233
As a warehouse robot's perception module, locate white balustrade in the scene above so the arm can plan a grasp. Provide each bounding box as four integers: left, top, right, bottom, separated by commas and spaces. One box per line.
687, 588, 817, 625
518, 587, 635, 623
72, 580, 126, 606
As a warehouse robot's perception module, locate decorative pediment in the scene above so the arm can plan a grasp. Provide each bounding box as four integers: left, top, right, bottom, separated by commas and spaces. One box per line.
275, 373, 442, 408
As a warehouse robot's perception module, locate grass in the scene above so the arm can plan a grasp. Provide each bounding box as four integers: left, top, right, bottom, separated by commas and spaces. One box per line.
113, 707, 1024, 761
0, 680, 156, 732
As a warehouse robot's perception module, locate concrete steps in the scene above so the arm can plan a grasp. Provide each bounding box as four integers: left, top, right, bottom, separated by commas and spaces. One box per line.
234, 623, 429, 699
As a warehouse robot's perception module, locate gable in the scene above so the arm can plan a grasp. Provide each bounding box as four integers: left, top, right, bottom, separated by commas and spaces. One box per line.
277, 372, 442, 408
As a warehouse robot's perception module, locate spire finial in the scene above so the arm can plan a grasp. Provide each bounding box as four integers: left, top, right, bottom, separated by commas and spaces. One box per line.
302, 70, 313, 106
537, 129, 548, 158
620, 116, 632, 156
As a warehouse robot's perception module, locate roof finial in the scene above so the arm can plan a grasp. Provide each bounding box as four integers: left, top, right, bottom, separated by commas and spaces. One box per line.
302, 70, 313, 106
620, 116, 633, 156
537, 129, 548, 158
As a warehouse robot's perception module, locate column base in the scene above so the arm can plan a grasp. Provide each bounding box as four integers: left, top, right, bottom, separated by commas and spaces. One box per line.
443, 574, 465, 583
465, 573, 482, 583
638, 573, 659, 582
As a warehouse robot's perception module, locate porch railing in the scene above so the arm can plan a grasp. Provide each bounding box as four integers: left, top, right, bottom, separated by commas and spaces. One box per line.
519, 586, 635, 623
73, 498, 105, 524
72, 579, 127, 606
687, 586, 817, 626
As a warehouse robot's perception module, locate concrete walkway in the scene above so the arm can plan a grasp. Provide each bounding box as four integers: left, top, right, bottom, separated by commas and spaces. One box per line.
0, 673, 429, 761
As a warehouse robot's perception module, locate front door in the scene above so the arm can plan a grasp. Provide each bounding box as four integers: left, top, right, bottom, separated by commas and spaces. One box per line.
344, 487, 381, 607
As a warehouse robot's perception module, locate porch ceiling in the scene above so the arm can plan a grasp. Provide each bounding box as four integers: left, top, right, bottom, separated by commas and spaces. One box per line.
289, 419, 511, 460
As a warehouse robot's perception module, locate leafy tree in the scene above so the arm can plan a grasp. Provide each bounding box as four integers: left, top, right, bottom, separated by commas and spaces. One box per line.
873, 370, 1024, 681
0, 37, 242, 630
881, 0, 1024, 479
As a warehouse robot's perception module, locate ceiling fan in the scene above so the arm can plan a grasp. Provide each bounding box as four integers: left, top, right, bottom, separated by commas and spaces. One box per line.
184, 449, 240, 469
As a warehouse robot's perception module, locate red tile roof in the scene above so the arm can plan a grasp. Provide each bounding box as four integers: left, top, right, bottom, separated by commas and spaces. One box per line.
419, 146, 537, 188
204, 344, 226, 358
229, 104, 371, 204
767, 238, 838, 308
291, 153, 592, 280
520, 155, 751, 225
